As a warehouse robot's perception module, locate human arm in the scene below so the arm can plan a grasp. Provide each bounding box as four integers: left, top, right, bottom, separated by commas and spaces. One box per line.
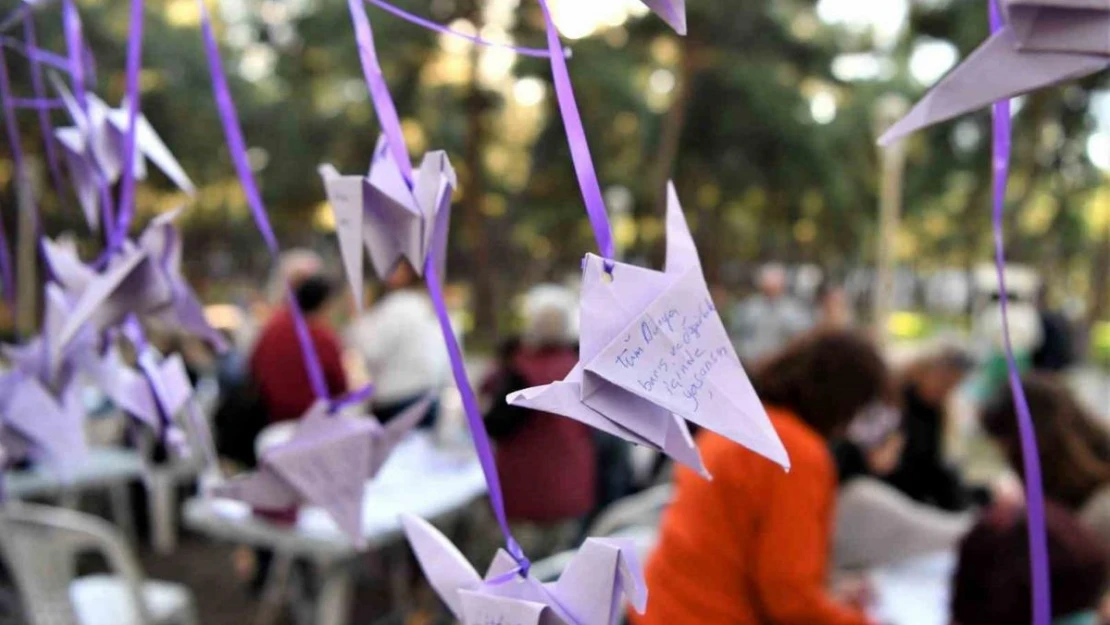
752, 452, 873, 625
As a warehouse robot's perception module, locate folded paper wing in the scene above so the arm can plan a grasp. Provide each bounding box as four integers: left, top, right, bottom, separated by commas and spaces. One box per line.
508, 183, 788, 474
401, 514, 647, 625
318, 136, 456, 310
2, 378, 86, 477
879, 1, 1109, 145
640, 0, 686, 35
367, 394, 433, 477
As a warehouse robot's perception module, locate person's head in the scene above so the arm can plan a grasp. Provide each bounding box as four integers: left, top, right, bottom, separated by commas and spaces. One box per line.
268, 249, 324, 304
904, 346, 974, 406
294, 275, 338, 319
385, 260, 419, 291
951, 501, 1107, 625
757, 263, 787, 299
983, 374, 1110, 509
752, 330, 892, 439
521, 284, 577, 348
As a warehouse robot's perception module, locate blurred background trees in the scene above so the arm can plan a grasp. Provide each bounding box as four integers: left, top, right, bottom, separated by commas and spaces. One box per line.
2, 0, 1108, 342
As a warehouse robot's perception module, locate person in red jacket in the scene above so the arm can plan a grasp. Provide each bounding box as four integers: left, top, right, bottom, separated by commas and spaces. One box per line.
250, 275, 349, 423
632, 330, 891, 625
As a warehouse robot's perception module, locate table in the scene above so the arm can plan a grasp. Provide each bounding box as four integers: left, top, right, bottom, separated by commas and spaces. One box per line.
183, 432, 487, 625
870, 551, 956, 625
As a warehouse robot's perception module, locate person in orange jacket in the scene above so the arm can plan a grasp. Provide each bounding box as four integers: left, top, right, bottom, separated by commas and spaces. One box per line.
632, 330, 892, 625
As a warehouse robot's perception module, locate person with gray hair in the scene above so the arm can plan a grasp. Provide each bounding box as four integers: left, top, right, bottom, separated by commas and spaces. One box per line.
728, 263, 814, 364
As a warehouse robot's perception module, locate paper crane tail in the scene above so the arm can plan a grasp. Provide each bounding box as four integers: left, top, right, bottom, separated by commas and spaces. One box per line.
879, 28, 1107, 145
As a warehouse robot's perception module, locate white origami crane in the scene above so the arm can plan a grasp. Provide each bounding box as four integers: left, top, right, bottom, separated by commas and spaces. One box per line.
508, 182, 789, 476
318, 135, 456, 309
51, 74, 195, 230
402, 514, 647, 625
84, 346, 193, 435
212, 396, 432, 545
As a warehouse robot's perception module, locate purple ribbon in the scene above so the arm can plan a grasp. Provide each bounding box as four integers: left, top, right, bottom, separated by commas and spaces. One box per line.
347, 0, 526, 565
61, 0, 87, 111
109, 0, 144, 251
22, 15, 65, 205
362, 0, 564, 59
989, 2, 1050, 624
348, 0, 413, 186
536, 0, 614, 261
0, 36, 72, 71
8, 96, 62, 109
0, 45, 26, 317
197, 0, 369, 412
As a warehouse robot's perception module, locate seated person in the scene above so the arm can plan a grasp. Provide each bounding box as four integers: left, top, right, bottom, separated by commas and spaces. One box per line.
951, 500, 1107, 625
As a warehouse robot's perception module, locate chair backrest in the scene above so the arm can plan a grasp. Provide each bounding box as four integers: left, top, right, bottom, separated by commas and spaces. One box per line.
587, 483, 674, 538
0, 503, 152, 625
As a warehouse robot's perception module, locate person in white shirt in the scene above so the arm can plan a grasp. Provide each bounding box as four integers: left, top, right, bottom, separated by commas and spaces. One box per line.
729, 263, 814, 365
347, 261, 448, 427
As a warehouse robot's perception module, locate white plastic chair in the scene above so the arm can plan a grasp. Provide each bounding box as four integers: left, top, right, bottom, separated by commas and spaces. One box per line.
0, 503, 198, 625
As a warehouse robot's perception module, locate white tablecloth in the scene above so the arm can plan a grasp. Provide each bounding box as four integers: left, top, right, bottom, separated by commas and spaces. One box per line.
870, 551, 956, 625
183, 433, 487, 558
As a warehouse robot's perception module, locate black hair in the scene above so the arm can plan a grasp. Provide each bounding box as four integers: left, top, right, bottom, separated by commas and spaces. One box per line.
294, 275, 336, 315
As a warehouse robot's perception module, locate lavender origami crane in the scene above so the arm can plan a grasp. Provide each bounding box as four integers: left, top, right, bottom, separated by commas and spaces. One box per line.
318, 136, 456, 309
402, 514, 647, 625
508, 182, 788, 476
51, 75, 195, 230
212, 396, 432, 545
879, 0, 1109, 144
0, 374, 86, 477
641, 0, 686, 35
83, 346, 193, 435
49, 209, 226, 354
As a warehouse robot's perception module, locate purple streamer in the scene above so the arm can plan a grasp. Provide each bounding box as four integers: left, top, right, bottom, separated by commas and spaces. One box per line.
536, 0, 614, 260
0, 36, 72, 72
424, 260, 526, 566
109, 0, 144, 249
348, 0, 413, 185
988, 2, 1050, 623
346, 0, 525, 564
363, 0, 563, 59
0, 45, 26, 317
22, 15, 66, 207
62, 0, 87, 111
9, 96, 62, 109
195, 0, 342, 407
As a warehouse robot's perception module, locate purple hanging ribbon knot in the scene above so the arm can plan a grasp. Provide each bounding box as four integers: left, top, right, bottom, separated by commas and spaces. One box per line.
988, 2, 1051, 624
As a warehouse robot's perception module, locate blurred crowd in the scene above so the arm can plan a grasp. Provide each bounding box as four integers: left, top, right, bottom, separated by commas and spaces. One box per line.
153, 250, 1104, 625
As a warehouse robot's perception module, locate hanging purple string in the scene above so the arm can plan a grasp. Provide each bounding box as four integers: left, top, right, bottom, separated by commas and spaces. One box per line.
0, 45, 27, 318
196, 0, 374, 412
988, 2, 1050, 623
0, 36, 71, 71
362, 0, 565, 59
535, 0, 614, 261
348, 0, 526, 566
22, 14, 66, 206
108, 0, 144, 251
61, 0, 87, 110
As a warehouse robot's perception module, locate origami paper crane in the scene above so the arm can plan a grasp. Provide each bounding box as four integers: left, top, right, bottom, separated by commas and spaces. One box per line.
83, 346, 193, 434
641, 0, 686, 35
49, 210, 227, 355
318, 136, 456, 309
1, 283, 94, 396
51, 75, 196, 230
508, 182, 788, 476
879, 0, 1109, 145
0, 373, 86, 477
212, 396, 432, 545
402, 514, 647, 625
